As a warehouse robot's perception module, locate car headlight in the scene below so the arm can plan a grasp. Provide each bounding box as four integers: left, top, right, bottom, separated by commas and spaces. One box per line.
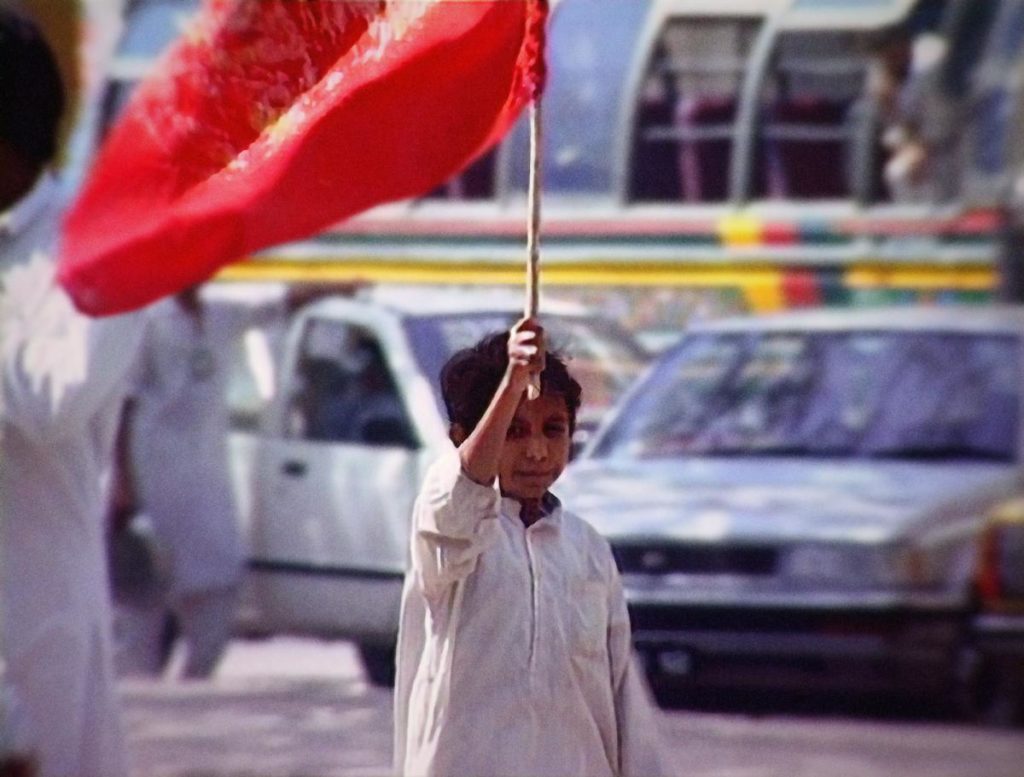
782, 545, 869, 586
782, 544, 934, 588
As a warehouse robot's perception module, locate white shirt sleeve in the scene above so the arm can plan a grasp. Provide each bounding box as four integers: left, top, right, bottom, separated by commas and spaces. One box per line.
410, 448, 501, 602
606, 556, 671, 777
1, 261, 142, 444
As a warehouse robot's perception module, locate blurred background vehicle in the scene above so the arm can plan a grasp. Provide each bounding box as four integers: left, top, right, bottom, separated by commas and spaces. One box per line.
558, 304, 1024, 723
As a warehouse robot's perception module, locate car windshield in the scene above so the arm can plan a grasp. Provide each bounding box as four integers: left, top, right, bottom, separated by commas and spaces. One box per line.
404, 312, 649, 427
590, 329, 1020, 463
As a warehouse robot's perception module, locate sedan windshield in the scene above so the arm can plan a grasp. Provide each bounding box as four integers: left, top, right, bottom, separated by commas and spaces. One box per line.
591, 330, 1020, 462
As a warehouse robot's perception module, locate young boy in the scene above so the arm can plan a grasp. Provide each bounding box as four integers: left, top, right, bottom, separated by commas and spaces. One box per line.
393, 319, 666, 777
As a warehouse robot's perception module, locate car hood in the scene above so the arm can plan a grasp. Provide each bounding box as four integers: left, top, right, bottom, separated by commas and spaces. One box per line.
557, 457, 1019, 544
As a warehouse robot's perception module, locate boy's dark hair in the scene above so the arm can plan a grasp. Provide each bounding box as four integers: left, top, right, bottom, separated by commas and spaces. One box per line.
0, 8, 65, 166
441, 330, 582, 436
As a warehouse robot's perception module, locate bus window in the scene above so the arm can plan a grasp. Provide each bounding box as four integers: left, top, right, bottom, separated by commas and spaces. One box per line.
965, 0, 1023, 199
503, 0, 649, 200
430, 0, 649, 202
991, 0, 1024, 63
937, 0, 1000, 101
759, 30, 867, 201
877, 0, 999, 206
420, 150, 498, 202
629, 16, 761, 203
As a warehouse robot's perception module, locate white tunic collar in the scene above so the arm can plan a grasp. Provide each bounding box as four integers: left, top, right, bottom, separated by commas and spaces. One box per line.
500, 491, 563, 531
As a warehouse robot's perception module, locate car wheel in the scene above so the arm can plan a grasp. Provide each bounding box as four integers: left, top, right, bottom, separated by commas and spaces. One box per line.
358, 642, 396, 687
970, 659, 1024, 728
978, 681, 1023, 728
640, 649, 692, 709
952, 647, 1023, 727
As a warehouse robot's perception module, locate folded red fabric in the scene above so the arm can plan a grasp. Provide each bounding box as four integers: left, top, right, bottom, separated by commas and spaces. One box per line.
58, 0, 547, 316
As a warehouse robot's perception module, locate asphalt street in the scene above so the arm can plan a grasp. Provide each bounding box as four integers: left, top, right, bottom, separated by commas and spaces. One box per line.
121, 637, 1024, 777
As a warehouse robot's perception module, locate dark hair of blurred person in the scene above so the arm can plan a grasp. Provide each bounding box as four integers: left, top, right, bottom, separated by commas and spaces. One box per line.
0, 7, 65, 209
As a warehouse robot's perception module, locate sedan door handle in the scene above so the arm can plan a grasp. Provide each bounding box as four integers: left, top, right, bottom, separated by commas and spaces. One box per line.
282, 459, 307, 477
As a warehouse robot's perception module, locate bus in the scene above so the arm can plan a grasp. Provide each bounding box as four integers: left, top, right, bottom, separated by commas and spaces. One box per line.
99, 0, 1024, 343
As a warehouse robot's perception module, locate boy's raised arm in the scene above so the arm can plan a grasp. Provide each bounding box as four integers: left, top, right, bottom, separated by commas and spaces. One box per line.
457, 317, 544, 484
410, 318, 546, 600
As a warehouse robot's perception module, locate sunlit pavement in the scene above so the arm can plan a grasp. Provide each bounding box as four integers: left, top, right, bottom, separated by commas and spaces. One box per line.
121, 637, 1024, 777
121, 638, 392, 777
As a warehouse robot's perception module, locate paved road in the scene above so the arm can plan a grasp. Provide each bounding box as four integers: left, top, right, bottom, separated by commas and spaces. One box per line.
121, 637, 1024, 777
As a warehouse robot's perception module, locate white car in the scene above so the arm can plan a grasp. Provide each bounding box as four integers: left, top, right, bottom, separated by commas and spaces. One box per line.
558, 304, 1024, 722
223, 285, 649, 683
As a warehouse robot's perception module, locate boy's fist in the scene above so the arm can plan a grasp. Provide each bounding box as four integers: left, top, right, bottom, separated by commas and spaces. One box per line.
509, 317, 546, 380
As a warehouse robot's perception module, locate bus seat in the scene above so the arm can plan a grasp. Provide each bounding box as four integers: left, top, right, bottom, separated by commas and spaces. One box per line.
675, 95, 737, 202
631, 89, 682, 201
763, 96, 850, 199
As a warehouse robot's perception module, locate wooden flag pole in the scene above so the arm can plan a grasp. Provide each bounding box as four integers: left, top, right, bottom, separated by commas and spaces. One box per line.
525, 97, 543, 400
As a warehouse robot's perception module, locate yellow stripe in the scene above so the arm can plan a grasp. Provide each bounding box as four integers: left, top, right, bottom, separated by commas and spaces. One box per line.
218, 258, 995, 301
717, 215, 763, 248
742, 274, 786, 313
845, 266, 996, 291
217, 258, 789, 292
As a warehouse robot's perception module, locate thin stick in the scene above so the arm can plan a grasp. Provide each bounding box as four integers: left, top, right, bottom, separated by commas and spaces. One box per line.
526, 100, 542, 319
525, 99, 542, 400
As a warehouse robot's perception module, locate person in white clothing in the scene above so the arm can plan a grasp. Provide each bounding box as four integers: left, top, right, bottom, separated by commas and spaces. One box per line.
115, 282, 344, 679
112, 284, 274, 679
1, 7, 142, 776
394, 318, 667, 777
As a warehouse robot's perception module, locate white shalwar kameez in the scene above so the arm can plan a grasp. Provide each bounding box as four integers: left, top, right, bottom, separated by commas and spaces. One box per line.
1, 173, 142, 777
395, 450, 668, 777
119, 294, 282, 676
129, 298, 261, 598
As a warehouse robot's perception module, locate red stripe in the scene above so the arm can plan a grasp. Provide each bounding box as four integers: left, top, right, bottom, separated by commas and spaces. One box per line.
762, 222, 799, 245
781, 269, 821, 307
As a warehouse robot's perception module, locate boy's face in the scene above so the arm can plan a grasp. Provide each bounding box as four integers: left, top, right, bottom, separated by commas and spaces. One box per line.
498, 392, 572, 502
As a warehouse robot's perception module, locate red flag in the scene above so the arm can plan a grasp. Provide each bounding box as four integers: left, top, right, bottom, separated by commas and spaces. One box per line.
57, 0, 548, 316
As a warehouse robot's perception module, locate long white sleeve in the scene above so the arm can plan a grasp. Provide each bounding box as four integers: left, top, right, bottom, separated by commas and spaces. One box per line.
607, 560, 671, 777
410, 449, 501, 602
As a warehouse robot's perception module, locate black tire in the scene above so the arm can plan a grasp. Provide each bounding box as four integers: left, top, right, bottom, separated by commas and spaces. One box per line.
967, 658, 1024, 728
949, 645, 1023, 727
358, 642, 397, 687
641, 650, 691, 709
